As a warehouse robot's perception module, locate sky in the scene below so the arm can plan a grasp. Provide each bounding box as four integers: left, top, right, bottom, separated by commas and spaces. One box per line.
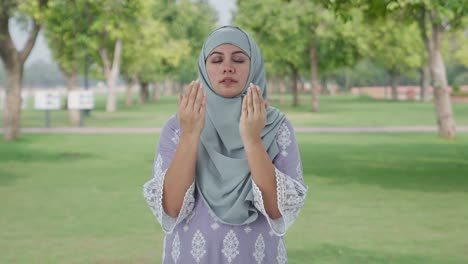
9, 0, 236, 66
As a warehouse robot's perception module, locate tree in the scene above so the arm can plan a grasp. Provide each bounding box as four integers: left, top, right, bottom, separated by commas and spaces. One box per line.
85, 0, 144, 113
236, 0, 363, 109
0, 0, 48, 141
366, 19, 423, 100
44, 0, 90, 126
326, 0, 468, 138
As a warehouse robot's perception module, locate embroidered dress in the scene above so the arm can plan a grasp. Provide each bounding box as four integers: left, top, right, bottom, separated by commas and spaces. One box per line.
143, 116, 308, 263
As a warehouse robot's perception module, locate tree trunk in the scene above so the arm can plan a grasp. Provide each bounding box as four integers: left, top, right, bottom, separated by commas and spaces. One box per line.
390, 70, 400, 101
99, 39, 123, 113
152, 82, 161, 102
429, 20, 456, 139
140, 82, 149, 104
278, 77, 286, 104
65, 71, 80, 126
0, 12, 42, 140
290, 65, 299, 107
4, 65, 23, 140
417, 8, 432, 102
125, 74, 137, 108
309, 39, 320, 112
344, 68, 352, 92
419, 65, 431, 101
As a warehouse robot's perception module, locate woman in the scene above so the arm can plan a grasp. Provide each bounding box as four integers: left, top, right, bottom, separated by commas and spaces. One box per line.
143, 26, 308, 263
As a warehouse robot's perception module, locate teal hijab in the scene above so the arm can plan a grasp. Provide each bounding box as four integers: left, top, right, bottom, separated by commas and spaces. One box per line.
196, 26, 285, 225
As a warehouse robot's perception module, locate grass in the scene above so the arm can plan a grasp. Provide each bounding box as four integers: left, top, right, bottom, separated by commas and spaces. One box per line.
1, 133, 467, 263
1, 92, 467, 128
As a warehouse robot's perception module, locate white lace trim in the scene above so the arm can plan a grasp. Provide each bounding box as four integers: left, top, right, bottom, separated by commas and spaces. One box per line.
276, 123, 292, 157
252, 167, 307, 236
276, 168, 307, 231
143, 153, 195, 233
296, 161, 304, 182
252, 180, 285, 236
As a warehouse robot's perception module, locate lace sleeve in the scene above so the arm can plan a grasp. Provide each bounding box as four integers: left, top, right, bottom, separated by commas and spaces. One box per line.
252, 118, 308, 236
142, 116, 195, 234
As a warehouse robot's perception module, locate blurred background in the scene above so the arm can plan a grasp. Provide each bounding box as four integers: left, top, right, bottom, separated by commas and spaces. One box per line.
1, 0, 467, 263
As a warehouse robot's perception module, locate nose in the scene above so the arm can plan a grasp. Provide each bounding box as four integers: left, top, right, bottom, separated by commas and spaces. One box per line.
222, 61, 234, 73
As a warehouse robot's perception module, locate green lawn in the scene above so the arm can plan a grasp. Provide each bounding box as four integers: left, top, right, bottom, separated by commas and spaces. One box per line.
2, 92, 467, 128
1, 133, 467, 263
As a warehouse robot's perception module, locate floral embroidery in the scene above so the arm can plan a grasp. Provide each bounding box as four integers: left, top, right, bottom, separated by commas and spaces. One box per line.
222, 230, 240, 263
276, 168, 307, 232
296, 161, 303, 181
191, 230, 206, 263
211, 222, 220, 231
143, 153, 195, 233
171, 232, 180, 263
253, 233, 265, 263
171, 128, 181, 145
244, 225, 252, 234
143, 154, 165, 221
276, 239, 287, 264
276, 123, 292, 157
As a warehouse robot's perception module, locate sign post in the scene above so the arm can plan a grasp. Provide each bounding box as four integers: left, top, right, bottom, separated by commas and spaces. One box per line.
68, 90, 94, 127
34, 91, 62, 127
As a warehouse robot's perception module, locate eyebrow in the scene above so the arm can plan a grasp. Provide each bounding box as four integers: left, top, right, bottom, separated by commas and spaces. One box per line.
207, 50, 248, 58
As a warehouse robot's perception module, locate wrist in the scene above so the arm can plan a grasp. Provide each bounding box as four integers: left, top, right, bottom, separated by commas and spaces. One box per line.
180, 132, 201, 143
242, 136, 263, 150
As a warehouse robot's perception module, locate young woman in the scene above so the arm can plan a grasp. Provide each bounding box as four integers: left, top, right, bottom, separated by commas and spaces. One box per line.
143, 26, 308, 263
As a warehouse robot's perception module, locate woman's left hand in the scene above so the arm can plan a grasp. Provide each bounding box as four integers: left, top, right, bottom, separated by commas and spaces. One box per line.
240, 83, 268, 145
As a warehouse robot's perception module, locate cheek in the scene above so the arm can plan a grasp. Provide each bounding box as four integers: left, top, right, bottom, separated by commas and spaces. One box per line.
206, 66, 218, 83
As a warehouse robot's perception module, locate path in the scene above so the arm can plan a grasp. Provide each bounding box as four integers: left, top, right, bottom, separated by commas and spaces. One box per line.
2, 126, 467, 134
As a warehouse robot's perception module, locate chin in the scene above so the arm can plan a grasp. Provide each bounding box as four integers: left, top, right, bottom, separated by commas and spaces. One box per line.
216, 87, 243, 98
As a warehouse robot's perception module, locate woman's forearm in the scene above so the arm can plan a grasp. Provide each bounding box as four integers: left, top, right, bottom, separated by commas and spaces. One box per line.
162, 133, 199, 217
244, 138, 282, 219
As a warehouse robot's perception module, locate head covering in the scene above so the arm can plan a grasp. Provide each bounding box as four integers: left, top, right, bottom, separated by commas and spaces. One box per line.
196, 26, 285, 225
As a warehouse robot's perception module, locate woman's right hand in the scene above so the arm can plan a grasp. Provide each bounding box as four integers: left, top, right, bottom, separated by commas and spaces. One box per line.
177, 80, 207, 137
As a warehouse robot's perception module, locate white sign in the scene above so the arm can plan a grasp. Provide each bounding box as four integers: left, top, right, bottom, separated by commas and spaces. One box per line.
68, 90, 94, 110
34, 91, 62, 110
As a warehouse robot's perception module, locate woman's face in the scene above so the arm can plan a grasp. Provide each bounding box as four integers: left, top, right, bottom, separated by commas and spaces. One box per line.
206, 44, 250, 98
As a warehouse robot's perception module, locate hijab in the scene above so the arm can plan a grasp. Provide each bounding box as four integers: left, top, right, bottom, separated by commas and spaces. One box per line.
196, 26, 285, 225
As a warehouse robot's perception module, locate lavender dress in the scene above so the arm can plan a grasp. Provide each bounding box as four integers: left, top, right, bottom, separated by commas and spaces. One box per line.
143, 116, 308, 263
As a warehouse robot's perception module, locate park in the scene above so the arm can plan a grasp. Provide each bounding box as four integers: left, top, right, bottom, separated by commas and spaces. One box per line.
1, 0, 467, 263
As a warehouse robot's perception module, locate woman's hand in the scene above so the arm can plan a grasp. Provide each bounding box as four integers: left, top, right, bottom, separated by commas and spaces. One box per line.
177, 80, 207, 137
240, 83, 268, 145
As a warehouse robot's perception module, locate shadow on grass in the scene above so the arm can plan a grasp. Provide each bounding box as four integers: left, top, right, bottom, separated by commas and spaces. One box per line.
0, 138, 96, 186
300, 137, 468, 193
288, 244, 463, 264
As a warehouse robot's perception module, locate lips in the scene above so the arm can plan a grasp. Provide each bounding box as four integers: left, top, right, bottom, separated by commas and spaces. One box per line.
220, 77, 238, 84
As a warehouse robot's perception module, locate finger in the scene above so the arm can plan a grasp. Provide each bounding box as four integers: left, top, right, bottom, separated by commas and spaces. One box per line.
182, 81, 194, 108
194, 82, 204, 112
187, 80, 198, 109
247, 85, 254, 114
241, 93, 248, 118
199, 94, 207, 115
252, 84, 262, 113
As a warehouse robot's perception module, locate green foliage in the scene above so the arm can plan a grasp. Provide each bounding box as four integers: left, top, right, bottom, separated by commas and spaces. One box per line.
155, 0, 217, 82
365, 19, 423, 75
235, 0, 364, 80
44, 0, 90, 75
